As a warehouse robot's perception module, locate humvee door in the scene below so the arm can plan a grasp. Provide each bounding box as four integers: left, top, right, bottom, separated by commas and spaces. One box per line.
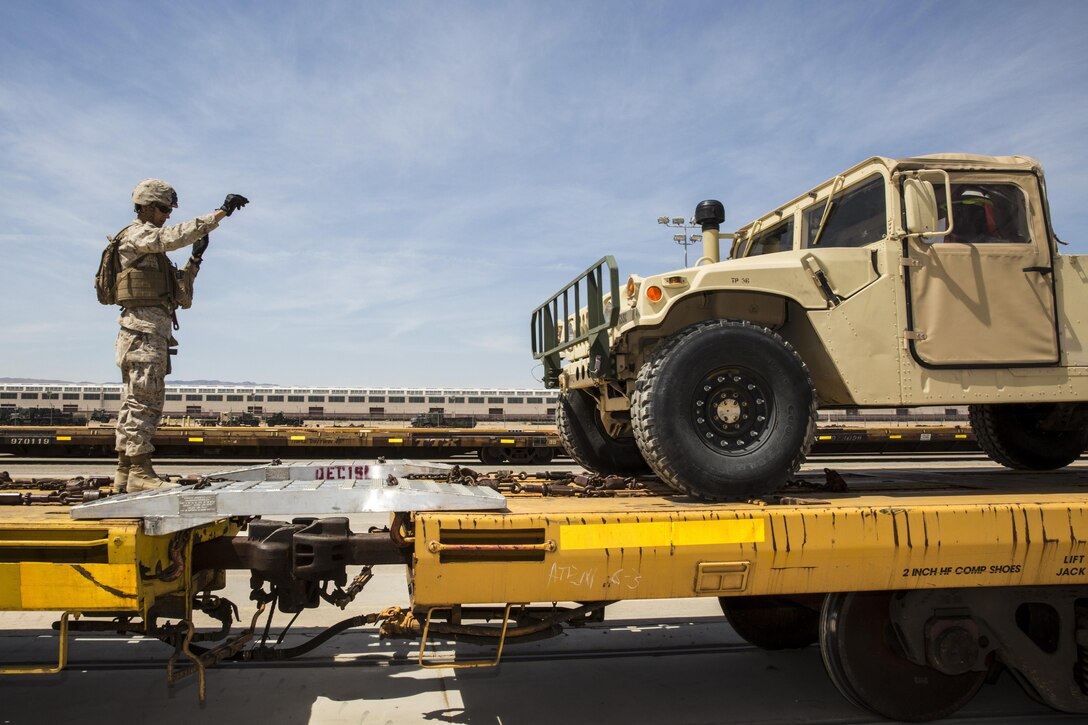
904, 173, 1058, 367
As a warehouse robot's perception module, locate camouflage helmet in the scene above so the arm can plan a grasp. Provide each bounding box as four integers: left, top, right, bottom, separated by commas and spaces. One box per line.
131, 179, 178, 209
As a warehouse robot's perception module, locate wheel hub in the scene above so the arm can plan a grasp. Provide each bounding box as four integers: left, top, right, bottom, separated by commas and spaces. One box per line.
693, 368, 771, 454
714, 398, 742, 424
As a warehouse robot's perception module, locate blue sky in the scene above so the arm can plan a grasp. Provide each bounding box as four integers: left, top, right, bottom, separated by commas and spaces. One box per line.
3, 1, 1088, 388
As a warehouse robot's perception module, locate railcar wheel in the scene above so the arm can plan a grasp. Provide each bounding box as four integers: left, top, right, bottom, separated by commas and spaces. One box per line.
969, 403, 1088, 470
820, 591, 986, 722
719, 595, 819, 650
529, 447, 555, 464
631, 321, 816, 500
505, 447, 534, 464
477, 446, 505, 465
556, 390, 650, 475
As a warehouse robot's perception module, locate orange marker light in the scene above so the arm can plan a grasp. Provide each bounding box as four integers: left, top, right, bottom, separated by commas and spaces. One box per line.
646, 285, 663, 302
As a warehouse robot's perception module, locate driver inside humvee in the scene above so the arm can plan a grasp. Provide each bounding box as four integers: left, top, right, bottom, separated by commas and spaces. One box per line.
938, 184, 1031, 244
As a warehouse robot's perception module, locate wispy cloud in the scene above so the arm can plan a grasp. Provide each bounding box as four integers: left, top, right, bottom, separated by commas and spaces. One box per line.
3, 1, 1088, 385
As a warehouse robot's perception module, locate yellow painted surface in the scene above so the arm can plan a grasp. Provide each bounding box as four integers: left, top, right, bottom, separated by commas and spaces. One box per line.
0, 565, 20, 608
0, 512, 142, 611
411, 472, 1088, 606
0, 424, 962, 460
560, 519, 764, 550
19, 563, 138, 610
0, 507, 241, 614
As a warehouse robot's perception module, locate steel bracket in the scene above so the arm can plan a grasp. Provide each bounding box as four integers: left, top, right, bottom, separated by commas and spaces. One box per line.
0, 612, 77, 675
418, 603, 515, 670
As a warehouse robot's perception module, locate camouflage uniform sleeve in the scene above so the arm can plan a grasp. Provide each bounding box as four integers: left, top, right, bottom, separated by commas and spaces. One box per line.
125, 213, 221, 254
174, 257, 201, 310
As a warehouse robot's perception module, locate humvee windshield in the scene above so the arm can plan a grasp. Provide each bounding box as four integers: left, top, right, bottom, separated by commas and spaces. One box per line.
804, 174, 886, 249
746, 219, 793, 256
737, 172, 888, 258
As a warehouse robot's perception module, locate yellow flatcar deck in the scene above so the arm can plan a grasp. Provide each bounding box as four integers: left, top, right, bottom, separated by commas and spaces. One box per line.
5, 465, 1088, 718
0, 423, 973, 457
0, 504, 236, 614
0, 506, 143, 612
0, 424, 561, 458
410, 467, 1088, 606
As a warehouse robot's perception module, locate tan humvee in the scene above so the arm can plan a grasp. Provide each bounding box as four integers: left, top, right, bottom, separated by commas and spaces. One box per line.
533, 154, 1088, 500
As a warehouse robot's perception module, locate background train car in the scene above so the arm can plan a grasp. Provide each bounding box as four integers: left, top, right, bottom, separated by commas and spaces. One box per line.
0, 383, 968, 426
0, 384, 561, 425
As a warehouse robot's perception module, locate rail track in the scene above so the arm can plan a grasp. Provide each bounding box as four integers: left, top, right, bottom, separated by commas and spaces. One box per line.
1, 620, 1075, 724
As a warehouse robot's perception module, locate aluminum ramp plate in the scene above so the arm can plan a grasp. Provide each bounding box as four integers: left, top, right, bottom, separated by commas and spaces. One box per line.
71, 459, 506, 535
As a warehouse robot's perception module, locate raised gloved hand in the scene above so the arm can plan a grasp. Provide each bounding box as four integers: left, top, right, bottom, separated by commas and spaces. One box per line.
192, 235, 210, 259
219, 194, 250, 216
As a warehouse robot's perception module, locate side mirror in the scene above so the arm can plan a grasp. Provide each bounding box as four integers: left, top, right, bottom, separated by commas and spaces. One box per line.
901, 169, 954, 241
903, 178, 938, 237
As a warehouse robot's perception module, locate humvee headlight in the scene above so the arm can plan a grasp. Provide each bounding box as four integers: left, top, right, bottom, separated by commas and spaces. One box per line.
646, 285, 663, 302
626, 277, 639, 299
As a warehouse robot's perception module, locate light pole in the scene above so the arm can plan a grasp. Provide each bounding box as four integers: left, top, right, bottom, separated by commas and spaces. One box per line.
657, 215, 702, 267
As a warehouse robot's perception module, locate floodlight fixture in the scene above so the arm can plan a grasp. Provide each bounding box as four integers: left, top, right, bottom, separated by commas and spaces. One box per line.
659, 213, 704, 267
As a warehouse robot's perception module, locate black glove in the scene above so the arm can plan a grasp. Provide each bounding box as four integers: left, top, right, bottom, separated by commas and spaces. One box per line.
219, 193, 250, 216
192, 234, 210, 259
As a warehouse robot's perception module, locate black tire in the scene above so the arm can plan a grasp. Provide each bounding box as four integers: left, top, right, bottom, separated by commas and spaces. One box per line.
969, 403, 1088, 470
556, 389, 650, 476
720, 595, 820, 650
631, 321, 816, 500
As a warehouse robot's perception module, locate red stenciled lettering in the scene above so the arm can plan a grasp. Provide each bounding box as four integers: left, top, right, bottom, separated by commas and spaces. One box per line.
315, 468, 325, 480
354, 466, 365, 478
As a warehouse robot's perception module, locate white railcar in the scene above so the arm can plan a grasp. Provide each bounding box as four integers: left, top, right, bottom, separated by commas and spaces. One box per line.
0, 383, 559, 423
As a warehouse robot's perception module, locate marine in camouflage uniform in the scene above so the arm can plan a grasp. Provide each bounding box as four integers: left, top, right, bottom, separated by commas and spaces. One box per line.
113, 179, 248, 492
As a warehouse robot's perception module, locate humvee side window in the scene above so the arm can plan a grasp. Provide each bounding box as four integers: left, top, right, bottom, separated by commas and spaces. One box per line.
746, 219, 793, 256
933, 183, 1031, 244
803, 174, 886, 249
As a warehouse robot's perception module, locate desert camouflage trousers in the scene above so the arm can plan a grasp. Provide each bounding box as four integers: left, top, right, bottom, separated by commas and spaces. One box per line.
114, 328, 169, 457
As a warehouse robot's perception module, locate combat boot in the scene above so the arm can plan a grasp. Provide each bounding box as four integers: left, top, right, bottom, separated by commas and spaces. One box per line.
127, 454, 179, 493
114, 452, 131, 493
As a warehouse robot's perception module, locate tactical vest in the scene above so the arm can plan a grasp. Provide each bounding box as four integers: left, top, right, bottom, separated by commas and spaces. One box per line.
115, 252, 177, 308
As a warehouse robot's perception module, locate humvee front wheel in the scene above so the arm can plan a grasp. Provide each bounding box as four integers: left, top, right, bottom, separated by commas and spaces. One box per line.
969, 403, 1088, 470
631, 321, 816, 500
556, 389, 650, 475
